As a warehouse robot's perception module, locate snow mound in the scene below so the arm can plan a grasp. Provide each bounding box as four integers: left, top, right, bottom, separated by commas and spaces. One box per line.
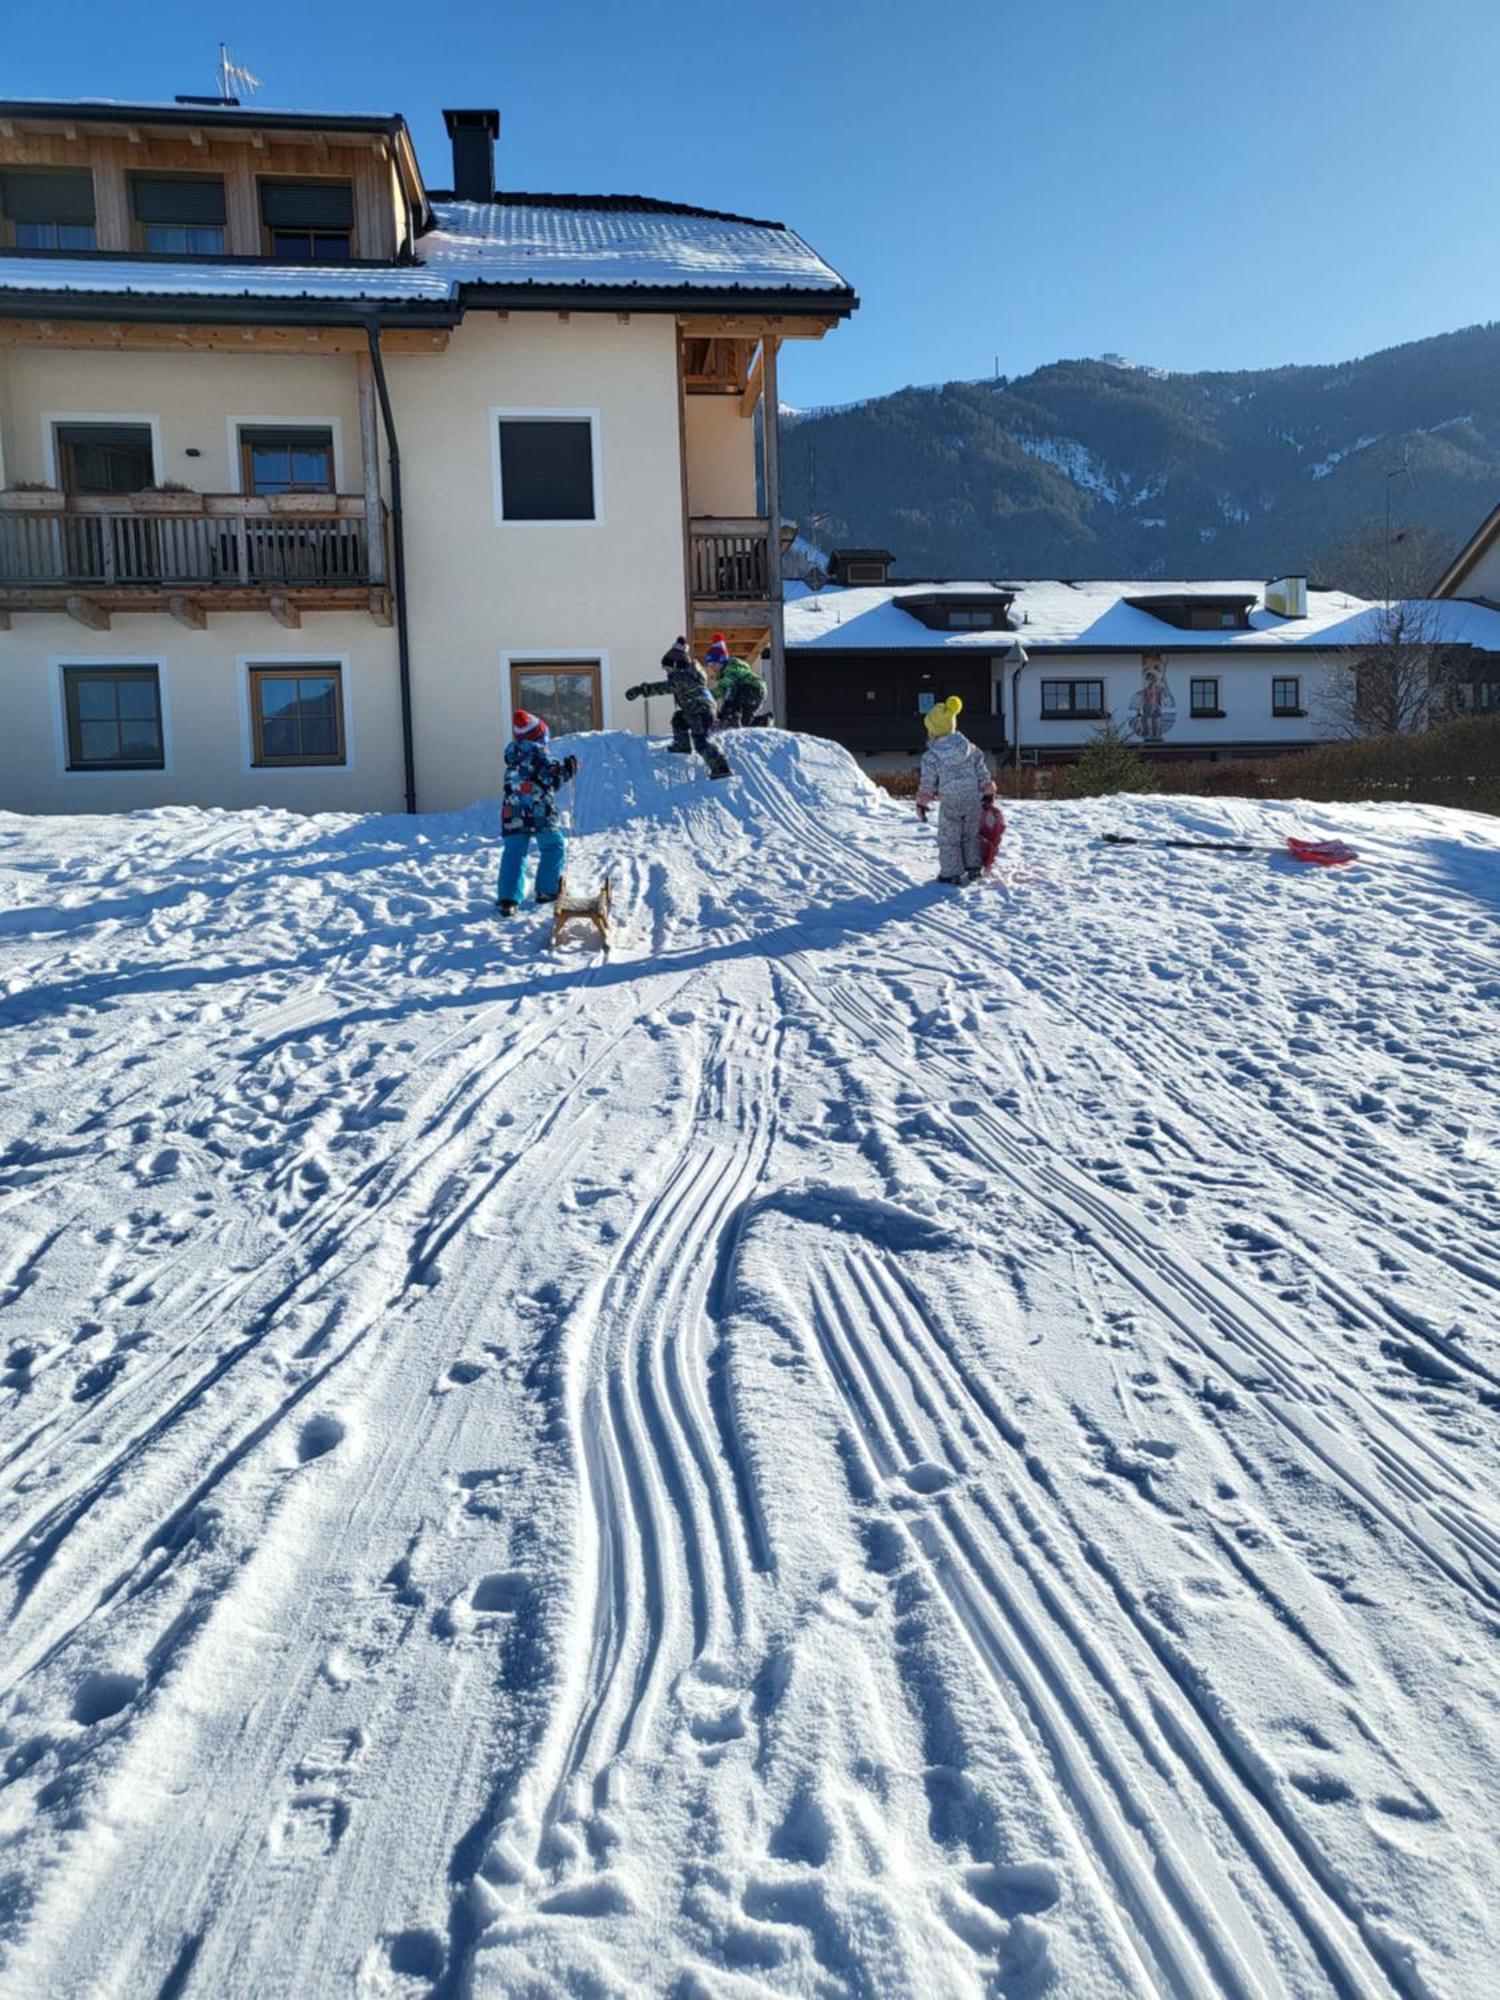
561, 725, 884, 836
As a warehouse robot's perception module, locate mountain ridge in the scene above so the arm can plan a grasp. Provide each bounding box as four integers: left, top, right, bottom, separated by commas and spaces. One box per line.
781, 321, 1500, 581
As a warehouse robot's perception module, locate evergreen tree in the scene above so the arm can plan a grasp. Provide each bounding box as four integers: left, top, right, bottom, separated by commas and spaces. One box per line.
1062, 722, 1159, 798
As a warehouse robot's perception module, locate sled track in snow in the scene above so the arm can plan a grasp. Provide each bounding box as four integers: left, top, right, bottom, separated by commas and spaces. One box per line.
807, 1239, 1414, 1998
473, 997, 779, 1939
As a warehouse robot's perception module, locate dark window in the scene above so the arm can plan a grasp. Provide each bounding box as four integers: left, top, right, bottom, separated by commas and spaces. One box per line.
55, 423, 155, 495
947, 607, 993, 629
510, 662, 602, 737
239, 427, 336, 495
497, 418, 597, 522
131, 175, 226, 254
63, 667, 163, 770
1041, 679, 1105, 718
1190, 677, 1221, 716
249, 666, 346, 765
260, 180, 353, 260
1, 169, 96, 249
845, 562, 885, 584
1273, 677, 1302, 716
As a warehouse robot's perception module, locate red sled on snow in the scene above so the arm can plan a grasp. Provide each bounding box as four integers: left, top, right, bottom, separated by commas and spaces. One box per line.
1102, 832, 1359, 867
979, 798, 1007, 873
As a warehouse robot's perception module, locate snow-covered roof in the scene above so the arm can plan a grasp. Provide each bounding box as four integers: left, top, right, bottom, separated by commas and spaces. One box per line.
417, 197, 851, 297
0, 256, 453, 307
784, 577, 1500, 652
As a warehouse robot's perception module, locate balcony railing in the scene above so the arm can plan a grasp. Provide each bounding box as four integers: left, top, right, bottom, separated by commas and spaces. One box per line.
689, 516, 771, 603
0, 493, 381, 595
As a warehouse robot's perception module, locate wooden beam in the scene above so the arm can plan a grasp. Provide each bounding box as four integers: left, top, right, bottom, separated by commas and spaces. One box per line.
761, 337, 786, 724
740, 344, 765, 418
66, 595, 109, 631
679, 315, 837, 341
169, 595, 206, 630
369, 589, 393, 626
356, 351, 387, 587
675, 324, 694, 652
0, 610, 10, 630
0, 319, 449, 357
268, 595, 301, 630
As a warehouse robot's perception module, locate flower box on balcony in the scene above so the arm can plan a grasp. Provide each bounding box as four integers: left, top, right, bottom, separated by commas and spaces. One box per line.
262, 491, 339, 515
130, 489, 205, 514
0, 488, 64, 511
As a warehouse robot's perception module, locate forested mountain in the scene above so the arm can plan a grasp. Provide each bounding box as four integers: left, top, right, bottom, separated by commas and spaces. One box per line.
781, 323, 1500, 581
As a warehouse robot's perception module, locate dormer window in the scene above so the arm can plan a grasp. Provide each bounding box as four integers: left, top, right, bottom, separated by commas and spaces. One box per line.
828, 548, 894, 586
946, 607, 995, 629
1127, 593, 1255, 631
131, 174, 226, 255
894, 590, 1017, 633
0, 169, 96, 250
260, 179, 354, 261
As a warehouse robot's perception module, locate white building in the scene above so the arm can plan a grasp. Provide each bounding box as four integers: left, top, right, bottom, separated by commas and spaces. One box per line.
0, 96, 854, 814
784, 557, 1500, 768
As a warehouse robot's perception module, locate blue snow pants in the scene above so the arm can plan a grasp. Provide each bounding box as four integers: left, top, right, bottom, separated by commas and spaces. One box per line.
497, 825, 565, 904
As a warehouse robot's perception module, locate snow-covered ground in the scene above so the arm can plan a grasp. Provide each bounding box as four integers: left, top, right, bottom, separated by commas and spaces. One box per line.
1, 732, 1497, 1999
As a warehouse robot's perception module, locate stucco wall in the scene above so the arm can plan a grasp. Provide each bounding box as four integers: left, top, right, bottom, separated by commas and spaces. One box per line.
1446, 537, 1500, 604
1000, 649, 1338, 754
0, 612, 405, 815
684, 395, 758, 519
388, 311, 688, 813
0, 345, 364, 492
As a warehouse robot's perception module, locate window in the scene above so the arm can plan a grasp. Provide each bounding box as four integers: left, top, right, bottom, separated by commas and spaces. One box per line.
495, 415, 598, 523
1272, 677, 1303, 716
249, 666, 346, 765
1190, 677, 1222, 716
131, 175, 226, 254
239, 427, 336, 495
63, 667, 164, 770
510, 661, 602, 737
1041, 679, 1105, 718
1, 169, 96, 249
54, 423, 156, 495
947, 608, 994, 629
259, 180, 354, 261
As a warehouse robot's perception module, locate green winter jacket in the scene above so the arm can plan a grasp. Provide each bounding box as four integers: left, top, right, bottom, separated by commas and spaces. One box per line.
716, 655, 765, 693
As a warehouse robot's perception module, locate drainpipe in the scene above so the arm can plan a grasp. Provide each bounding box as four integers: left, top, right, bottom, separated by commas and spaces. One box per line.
1006, 639, 1030, 798
363, 317, 418, 815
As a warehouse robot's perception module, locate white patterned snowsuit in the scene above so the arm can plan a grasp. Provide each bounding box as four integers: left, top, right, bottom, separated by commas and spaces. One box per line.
918, 731, 992, 878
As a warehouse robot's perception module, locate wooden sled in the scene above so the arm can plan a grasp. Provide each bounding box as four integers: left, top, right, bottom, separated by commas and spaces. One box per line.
550, 873, 613, 950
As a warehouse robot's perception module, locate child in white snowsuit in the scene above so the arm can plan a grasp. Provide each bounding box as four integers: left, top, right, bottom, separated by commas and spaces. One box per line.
916, 696, 991, 883
625, 640, 731, 779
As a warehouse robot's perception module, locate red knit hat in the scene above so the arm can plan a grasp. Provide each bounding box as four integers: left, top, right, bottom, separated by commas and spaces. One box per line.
512, 709, 548, 742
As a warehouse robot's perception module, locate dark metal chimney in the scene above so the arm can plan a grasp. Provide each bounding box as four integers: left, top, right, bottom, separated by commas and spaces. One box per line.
442, 108, 500, 202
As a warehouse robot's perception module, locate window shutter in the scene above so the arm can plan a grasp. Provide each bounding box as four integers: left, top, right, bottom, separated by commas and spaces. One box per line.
1, 170, 95, 224
259, 180, 354, 229
131, 175, 226, 225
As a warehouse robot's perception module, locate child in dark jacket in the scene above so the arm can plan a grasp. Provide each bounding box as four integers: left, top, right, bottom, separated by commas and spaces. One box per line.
625, 639, 731, 777
497, 710, 577, 914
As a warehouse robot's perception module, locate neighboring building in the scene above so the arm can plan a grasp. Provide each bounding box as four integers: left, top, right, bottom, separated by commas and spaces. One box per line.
784, 564, 1500, 768
0, 96, 854, 814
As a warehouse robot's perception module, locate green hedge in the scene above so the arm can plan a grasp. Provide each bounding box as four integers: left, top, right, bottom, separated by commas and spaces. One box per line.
1150, 716, 1500, 815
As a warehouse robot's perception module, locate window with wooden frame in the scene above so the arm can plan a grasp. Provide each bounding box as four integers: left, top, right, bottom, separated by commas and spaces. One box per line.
509, 661, 602, 738
495, 416, 599, 523
258, 179, 355, 261
1040, 678, 1106, 718
239, 427, 336, 496
130, 174, 226, 254
1272, 676, 1303, 716
0, 169, 96, 249
63, 667, 164, 771
54, 423, 156, 496
1190, 676, 1223, 717
249, 665, 346, 766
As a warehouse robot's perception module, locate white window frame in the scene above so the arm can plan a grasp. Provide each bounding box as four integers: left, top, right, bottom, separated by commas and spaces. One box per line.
42, 413, 165, 489
51, 655, 172, 778
500, 649, 612, 741
236, 652, 355, 775
490, 408, 603, 528
227, 415, 346, 495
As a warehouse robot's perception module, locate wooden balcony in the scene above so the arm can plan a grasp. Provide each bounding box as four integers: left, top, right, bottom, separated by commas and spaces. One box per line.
0, 493, 390, 629
689, 516, 772, 611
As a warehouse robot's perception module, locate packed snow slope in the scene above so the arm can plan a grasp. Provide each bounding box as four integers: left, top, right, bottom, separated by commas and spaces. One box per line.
1, 732, 1498, 2000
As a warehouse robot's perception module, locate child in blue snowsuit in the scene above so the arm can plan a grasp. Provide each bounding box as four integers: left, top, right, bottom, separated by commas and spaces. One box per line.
497, 709, 578, 914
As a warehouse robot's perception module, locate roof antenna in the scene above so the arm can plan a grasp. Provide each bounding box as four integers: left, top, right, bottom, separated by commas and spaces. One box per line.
216, 41, 261, 103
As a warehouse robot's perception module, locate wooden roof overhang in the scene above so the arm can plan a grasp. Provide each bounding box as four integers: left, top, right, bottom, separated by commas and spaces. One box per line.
0, 286, 458, 353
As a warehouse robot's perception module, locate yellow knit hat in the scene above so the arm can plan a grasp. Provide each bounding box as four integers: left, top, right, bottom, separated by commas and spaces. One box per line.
924, 695, 963, 739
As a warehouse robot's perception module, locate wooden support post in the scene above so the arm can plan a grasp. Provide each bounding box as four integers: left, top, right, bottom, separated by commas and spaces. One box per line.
675, 327, 693, 668
0, 610, 11, 630
168, 595, 206, 630
66, 595, 110, 631
356, 352, 387, 587
739, 343, 765, 418
224, 152, 260, 257
268, 595, 300, 629
760, 336, 786, 724
92, 156, 131, 253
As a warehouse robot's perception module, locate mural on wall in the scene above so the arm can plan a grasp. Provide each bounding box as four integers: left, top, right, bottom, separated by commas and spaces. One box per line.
1127, 651, 1176, 742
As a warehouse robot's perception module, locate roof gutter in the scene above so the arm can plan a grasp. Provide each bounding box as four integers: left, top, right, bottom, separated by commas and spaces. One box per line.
0, 292, 457, 329
455, 282, 857, 317
362, 318, 418, 814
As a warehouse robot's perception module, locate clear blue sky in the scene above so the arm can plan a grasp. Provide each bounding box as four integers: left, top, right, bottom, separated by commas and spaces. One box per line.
7, 0, 1499, 406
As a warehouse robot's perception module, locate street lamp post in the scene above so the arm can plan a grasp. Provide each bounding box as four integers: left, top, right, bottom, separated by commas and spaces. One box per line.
1005, 639, 1030, 798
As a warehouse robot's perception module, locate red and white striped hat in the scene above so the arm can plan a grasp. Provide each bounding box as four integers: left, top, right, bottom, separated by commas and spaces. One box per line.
512, 709, 549, 742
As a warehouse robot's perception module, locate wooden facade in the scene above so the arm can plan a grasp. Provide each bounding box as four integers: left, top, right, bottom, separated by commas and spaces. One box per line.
786, 649, 1007, 756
